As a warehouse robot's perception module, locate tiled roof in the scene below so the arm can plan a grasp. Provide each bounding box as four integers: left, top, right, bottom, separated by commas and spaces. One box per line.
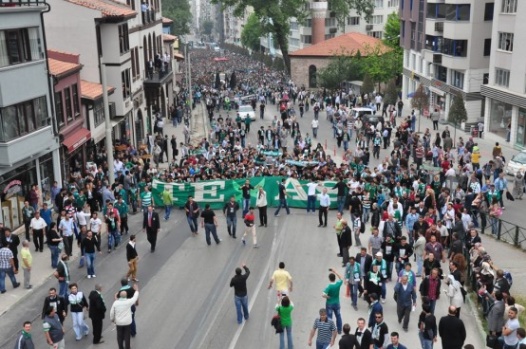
173, 52, 184, 60
80, 80, 115, 100
290, 32, 389, 57
162, 17, 173, 24
163, 34, 177, 42
65, 0, 136, 18
48, 58, 82, 77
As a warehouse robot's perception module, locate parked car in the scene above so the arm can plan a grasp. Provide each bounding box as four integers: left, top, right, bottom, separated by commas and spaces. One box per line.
237, 105, 256, 120
506, 150, 526, 176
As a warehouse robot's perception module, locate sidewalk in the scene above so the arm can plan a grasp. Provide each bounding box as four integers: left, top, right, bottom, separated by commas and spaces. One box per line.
0, 102, 209, 317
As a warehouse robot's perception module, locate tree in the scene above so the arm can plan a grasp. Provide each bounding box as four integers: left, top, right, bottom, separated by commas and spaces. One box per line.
317, 48, 365, 91
448, 94, 468, 147
212, 0, 374, 73
411, 84, 429, 133
382, 12, 403, 85
241, 13, 263, 51
383, 79, 399, 107
361, 74, 374, 97
361, 43, 399, 92
162, 0, 192, 36
202, 20, 214, 36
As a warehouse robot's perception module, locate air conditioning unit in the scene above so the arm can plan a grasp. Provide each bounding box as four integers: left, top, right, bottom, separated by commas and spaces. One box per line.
366, 24, 373, 31
109, 102, 117, 118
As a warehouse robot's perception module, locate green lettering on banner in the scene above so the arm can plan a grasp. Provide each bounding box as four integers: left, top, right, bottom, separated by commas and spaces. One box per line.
152, 177, 340, 210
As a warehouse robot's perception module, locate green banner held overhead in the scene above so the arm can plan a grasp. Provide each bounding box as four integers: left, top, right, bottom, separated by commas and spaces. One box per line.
151, 177, 340, 210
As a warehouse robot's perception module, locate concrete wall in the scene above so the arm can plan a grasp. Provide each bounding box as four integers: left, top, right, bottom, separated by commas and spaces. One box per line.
290, 57, 330, 89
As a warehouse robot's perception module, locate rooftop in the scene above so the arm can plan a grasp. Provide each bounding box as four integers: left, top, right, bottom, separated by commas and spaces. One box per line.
80, 80, 115, 100
65, 0, 136, 19
48, 58, 82, 77
163, 34, 177, 42
290, 32, 389, 58
162, 16, 173, 24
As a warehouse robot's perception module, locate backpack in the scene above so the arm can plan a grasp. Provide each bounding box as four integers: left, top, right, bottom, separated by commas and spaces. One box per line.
503, 271, 513, 288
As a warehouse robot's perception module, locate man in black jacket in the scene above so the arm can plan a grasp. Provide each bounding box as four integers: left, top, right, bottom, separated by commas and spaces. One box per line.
339, 220, 353, 267
419, 268, 441, 314
230, 264, 250, 324
126, 235, 139, 282
89, 284, 106, 344
355, 248, 372, 295
339, 323, 359, 349
142, 206, 160, 252
2, 228, 20, 270
355, 317, 373, 349
438, 306, 466, 349
42, 287, 67, 324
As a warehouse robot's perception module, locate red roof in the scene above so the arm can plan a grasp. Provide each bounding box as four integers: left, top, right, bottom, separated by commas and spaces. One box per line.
80, 80, 115, 100
65, 0, 136, 19
163, 34, 177, 42
162, 17, 173, 24
289, 32, 389, 57
48, 58, 82, 77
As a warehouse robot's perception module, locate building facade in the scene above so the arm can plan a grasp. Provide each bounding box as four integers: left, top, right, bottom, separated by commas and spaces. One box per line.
400, 0, 492, 122
481, 0, 526, 149
0, 1, 62, 229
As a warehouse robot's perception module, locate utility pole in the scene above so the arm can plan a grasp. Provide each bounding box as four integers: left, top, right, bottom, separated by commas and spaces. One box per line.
187, 44, 193, 109
100, 56, 115, 185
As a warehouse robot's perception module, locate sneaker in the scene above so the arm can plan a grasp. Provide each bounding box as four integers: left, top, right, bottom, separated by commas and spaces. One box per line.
13, 283, 20, 289
381, 299, 386, 304
274, 214, 279, 217
92, 275, 96, 278
87, 275, 92, 279
242, 238, 246, 246
26, 285, 32, 289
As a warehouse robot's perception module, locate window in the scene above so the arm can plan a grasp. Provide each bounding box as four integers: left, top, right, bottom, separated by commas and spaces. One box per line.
483, 73, 489, 85
55, 91, 63, 128
371, 15, 383, 24
118, 24, 130, 54
435, 65, 447, 82
495, 68, 510, 87
498, 32, 514, 52
126, 0, 135, 10
445, 4, 471, 21
302, 35, 312, 44
375, 0, 384, 8
451, 70, 464, 89
290, 22, 298, 30
64, 87, 72, 122
484, 2, 494, 20
347, 17, 360, 25
401, 20, 405, 38
131, 47, 137, 80
308, 65, 317, 88
325, 34, 335, 40
325, 18, 336, 26
483, 39, 491, 56
0, 96, 49, 142
369, 31, 383, 39
388, 0, 399, 7
501, 0, 517, 13
121, 69, 131, 99
409, 0, 413, 11
93, 99, 105, 128
0, 28, 42, 67
442, 39, 467, 57
72, 84, 80, 117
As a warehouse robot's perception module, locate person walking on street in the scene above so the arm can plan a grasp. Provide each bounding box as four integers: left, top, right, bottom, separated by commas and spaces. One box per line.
117, 279, 138, 338
339, 323, 360, 349
230, 264, 250, 324
268, 262, 293, 298
386, 332, 408, 349
110, 283, 139, 349
0, 243, 20, 294
184, 196, 200, 236
68, 283, 89, 341
256, 186, 268, 227
241, 207, 258, 248
339, 220, 353, 267
438, 306, 466, 349
29, 210, 47, 252
2, 228, 20, 270
88, 284, 106, 344
240, 180, 254, 217
323, 268, 344, 334
393, 275, 417, 332
276, 296, 294, 349
274, 178, 290, 216
55, 254, 70, 299
223, 196, 240, 238
418, 303, 438, 349
142, 205, 160, 252
345, 256, 363, 310
13, 321, 34, 349
200, 204, 221, 245
20, 240, 32, 289
43, 307, 65, 349
126, 235, 139, 282
22, 201, 35, 242
42, 287, 68, 325
419, 268, 441, 314
318, 187, 331, 227
308, 308, 337, 349
161, 187, 172, 221
372, 312, 389, 349
80, 231, 101, 278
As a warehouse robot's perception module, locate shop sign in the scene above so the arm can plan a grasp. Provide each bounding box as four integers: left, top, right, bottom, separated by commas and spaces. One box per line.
3, 180, 22, 198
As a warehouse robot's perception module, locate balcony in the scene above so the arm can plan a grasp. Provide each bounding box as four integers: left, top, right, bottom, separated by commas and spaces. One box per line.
143, 62, 172, 86
141, 9, 156, 25
366, 24, 373, 31
434, 22, 443, 32
433, 54, 442, 64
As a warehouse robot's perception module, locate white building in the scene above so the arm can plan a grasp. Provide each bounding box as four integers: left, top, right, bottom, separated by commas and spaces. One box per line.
481, 0, 526, 148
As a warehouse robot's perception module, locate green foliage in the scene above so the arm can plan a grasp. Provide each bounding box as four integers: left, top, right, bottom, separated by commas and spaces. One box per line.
360, 44, 394, 90
330, 0, 375, 27
411, 84, 429, 112
202, 20, 214, 36
361, 74, 374, 96
383, 79, 399, 106
162, 0, 192, 36
448, 95, 468, 125
241, 13, 263, 52
317, 48, 364, 91
383, 12, 401, 50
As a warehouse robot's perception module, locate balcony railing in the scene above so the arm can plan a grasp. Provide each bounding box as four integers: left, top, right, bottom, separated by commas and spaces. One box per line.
144, 62, 172, 84
141, 9, 155, 25
0, 0, 47, 6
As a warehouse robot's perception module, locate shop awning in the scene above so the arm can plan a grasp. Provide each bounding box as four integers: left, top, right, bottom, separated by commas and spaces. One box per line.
429, 86, 446, 97
62, 127, 91, 153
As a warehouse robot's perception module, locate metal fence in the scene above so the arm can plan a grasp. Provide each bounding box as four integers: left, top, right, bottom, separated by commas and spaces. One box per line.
480, 217, 526, 248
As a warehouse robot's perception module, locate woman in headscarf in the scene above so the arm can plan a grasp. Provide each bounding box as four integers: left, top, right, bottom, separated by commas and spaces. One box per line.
445, 274, 464, 317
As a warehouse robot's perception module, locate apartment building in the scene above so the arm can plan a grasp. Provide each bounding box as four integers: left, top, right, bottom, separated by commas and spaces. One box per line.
400, 0, 492, 122
0, 0, 62, 228
481, 0, 526, 148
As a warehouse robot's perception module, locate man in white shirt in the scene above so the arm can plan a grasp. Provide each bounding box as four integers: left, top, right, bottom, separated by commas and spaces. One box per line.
305, 180, 320, 214
30, 211, 47, 252
110, 284, 139, 349
375, 94, 383, 112
89, 213, 103, 241
318, 187, 331, 227
311, 119, 319, 138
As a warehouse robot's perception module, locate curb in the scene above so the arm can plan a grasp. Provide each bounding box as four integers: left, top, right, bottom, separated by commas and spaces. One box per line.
465, 290, 489, 347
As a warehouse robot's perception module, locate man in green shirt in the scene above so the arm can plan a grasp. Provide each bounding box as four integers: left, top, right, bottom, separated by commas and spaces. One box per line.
161, 187, 172, 220
115, 196, 129, 235
323, 268, 343, 334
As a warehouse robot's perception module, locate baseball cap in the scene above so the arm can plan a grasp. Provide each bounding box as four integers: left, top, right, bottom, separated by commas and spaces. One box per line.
375, 252, 383, 257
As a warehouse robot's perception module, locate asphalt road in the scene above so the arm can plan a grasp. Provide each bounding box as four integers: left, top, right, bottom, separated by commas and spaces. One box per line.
0, 104, 485, 349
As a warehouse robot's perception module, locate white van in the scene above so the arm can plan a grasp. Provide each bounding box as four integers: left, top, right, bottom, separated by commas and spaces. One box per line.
350, 107, 375, 119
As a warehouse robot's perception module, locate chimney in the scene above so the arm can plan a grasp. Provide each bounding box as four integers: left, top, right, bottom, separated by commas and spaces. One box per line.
310, 1, 328, 45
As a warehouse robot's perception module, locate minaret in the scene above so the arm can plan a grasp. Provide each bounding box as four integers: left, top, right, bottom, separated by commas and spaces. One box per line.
310, 1, 328, 45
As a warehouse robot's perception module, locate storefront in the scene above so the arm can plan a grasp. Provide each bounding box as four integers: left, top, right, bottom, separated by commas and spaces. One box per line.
61, 127, 91, 182
488, 99, 512, 140
516, 108, 526, 148
0, 154, 55, 229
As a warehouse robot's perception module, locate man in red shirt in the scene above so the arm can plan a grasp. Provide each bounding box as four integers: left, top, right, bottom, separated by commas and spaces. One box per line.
241, 207, 258, 248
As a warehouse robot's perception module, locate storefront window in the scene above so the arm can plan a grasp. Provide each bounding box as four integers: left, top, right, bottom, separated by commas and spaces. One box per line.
517, 108, 526, 147
489, 100, 512, 140
39, 153, 55, 205
0, 161, 37, 228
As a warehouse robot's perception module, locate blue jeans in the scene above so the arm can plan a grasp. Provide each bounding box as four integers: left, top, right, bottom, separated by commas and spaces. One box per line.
337, 196, 345, 213
0, 267, 18, 291
279, 325, 293, 349
416, 254, 424, 276
419, 332, 434, 349
204, 223, 220, 245
307, 195, 316, 212
316, 340, 330, 349
326, 303, 342, 333
362, 207, 370, 223
490, 217, 499, 235
274, 198, 290, 216
49, 245, 60, 268
85, 252, 96, 276
108, 230, 118, 250
349, 282, 359, 306
242, 198, 250, 217
428, 299, 437, 314
58, 280, 68, 299
187, 216, 198, 233
164, 204, 172, 219
234, 295, 249, 324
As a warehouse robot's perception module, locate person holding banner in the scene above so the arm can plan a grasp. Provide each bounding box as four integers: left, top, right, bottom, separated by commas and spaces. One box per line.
256, 187, 268, 227
274, 179, 290, 217
223, 196, 240, 238
241, 180, 255, 217
184, 196, 200, 236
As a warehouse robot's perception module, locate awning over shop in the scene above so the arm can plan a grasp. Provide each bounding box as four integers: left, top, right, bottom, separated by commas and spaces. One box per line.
62, 127, 91, 153
429, 86, 446, 97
